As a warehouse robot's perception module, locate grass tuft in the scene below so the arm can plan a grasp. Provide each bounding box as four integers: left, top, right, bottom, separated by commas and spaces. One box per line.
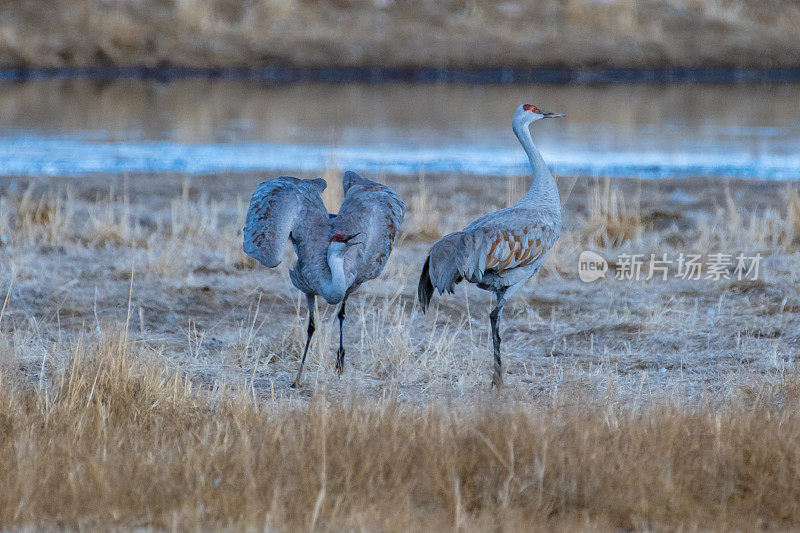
581, 178, 642, 248
403, 175, 441, 242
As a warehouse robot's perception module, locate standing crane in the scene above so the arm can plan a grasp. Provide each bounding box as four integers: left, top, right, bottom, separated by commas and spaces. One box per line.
417, 104, 564, 388
244, 171, 405, 388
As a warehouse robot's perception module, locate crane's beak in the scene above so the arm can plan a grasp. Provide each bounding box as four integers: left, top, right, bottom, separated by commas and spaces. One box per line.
542, 111, 566, 118
343, 233, 362, 246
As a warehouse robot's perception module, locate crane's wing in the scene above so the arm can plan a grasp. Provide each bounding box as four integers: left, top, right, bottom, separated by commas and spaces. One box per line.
334, 171, 405, 285
419, 220, 557, 309
479, 223, 558, 272
243, 176, 328, 268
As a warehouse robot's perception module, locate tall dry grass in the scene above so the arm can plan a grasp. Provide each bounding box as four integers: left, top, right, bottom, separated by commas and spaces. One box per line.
2, 172, 800, 528
580, 178, 642, 249
4, 185, 73, 246
2, 0, 799, 69
575, 178, 800, 255
693, 184, 800, 253
3, 173, 799, 278
0, 180, 247, 276
3, 172, 800, 273
402, 175, 441, 242
2, 326, 800, 530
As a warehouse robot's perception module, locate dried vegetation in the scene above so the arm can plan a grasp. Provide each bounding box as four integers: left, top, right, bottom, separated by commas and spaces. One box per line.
1, 171, 800, 529
2, 0, 800, 69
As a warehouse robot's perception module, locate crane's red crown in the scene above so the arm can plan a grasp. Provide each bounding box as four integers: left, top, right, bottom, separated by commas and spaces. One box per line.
523, 104, 542, 114
330, 234, 348, 243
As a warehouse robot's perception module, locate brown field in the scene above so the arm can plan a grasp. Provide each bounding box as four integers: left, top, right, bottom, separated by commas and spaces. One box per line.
1, 170, 800, 529
3, 0, 800, 70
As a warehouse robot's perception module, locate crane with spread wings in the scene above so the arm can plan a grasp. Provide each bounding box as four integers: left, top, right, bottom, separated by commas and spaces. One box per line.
244, 171, 405, 388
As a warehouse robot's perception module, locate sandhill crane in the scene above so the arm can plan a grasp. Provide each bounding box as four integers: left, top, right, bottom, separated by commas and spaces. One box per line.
417, 103, 564, 388
244, 171, 405, 388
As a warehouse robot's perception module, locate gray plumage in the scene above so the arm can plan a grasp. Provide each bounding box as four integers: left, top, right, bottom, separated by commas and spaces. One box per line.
243, 171, 405, 387
244, 171, 405, 303
417, 103, 565, 388
243, 176, 328, 269
419, 205, 560, 299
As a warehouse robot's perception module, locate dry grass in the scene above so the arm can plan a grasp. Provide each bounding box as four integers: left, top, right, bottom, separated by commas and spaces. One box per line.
694, 184, 800, 253
2, 0, 800, 69
402, 175, 441, 242
3, 327, 800, 530
581, 177, 642, 248
6, 185, 73, 245
2, 171, 800, 529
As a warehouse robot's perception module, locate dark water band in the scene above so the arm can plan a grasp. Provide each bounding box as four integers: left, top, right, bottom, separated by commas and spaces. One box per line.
2, 66, 800, 85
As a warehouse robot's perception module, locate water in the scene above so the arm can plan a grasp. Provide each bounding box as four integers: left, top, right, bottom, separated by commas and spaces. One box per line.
0, 79, 798, 179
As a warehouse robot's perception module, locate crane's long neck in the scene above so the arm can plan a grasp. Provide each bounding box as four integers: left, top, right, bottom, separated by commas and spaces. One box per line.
513, 120, 560, 206
319, 247, 349, 303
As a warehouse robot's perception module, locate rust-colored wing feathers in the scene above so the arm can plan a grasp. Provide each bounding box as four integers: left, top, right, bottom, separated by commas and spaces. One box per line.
483, 225, 552, 272
420, 222, 556, 305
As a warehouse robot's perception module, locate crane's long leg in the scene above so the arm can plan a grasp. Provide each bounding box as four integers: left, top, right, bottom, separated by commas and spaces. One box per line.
291, 293, 316, 389
490, 288, 509, 389
334, 297, 348, 376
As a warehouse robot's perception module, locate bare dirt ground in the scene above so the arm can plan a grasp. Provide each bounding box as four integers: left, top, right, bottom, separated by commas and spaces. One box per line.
3, 0, 800, 70
1, 170, 800, 529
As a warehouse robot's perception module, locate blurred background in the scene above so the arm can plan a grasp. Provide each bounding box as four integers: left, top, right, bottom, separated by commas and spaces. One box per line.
4, 0, 800, 69
0, 0, 798, 179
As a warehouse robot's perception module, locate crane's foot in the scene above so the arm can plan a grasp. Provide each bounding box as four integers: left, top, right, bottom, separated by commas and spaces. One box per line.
290, 369, 304, 389
335, 348, 345, 376
491, 371, 504, 389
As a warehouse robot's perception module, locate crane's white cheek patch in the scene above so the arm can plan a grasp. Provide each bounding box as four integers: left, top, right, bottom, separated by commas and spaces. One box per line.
578, 251, 608, 282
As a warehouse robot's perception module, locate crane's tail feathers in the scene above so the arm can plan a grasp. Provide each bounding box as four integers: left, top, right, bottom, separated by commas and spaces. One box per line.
423, 231, 481, 297
417, 256, 435, 313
